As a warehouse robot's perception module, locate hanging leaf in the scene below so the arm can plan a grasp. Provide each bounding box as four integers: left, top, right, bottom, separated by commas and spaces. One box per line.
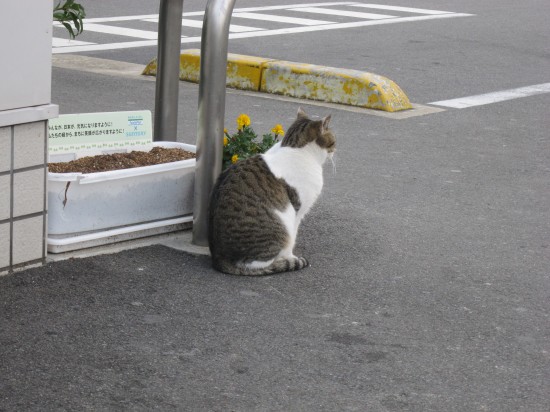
53, 0, 86, 39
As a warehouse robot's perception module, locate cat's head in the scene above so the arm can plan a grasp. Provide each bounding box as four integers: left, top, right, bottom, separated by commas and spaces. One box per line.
282, 108, 336, 155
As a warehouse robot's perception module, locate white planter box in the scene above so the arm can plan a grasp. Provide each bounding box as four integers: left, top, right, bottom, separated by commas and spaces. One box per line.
47, 142, 196, 253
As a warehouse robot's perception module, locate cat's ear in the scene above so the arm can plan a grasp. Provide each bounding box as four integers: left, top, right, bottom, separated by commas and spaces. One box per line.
322, 114, 332, 132
297, 107, 307, 119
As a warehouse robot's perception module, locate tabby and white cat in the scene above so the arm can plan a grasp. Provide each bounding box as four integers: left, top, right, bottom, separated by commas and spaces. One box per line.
208, 107, 335, 276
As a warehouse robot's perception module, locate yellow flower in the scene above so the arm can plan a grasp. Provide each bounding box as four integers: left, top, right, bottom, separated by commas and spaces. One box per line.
271, 124, 285, 136
223, 136, 229, 146
224, 128, 228, 135
231, 154, 239, 164
236, 113, 251, 130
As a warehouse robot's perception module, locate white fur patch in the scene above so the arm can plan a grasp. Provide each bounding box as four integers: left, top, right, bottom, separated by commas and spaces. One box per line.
263, 142, 327, 225
274, 204, 297, 257
244, 259, 275, 270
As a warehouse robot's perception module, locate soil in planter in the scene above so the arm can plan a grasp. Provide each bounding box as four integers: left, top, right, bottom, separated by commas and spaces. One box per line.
48, 147, 196, 173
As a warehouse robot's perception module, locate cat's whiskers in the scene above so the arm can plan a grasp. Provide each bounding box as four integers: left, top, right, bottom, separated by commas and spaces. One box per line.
328, 153, 336, 174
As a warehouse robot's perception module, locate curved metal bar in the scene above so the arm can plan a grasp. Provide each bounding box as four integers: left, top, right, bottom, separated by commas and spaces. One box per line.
192, 0, 236, 246
153, 0, 184, 141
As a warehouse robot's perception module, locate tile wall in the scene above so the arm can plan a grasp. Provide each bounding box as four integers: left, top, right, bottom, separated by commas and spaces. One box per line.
0, 121, 47, 274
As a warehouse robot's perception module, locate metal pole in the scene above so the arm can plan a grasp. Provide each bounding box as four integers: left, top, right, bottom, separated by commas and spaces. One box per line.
192, 0, 236, 246
153, 0, 184, 141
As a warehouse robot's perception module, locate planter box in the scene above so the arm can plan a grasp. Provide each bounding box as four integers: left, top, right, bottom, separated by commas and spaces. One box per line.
47, 142, 196, 253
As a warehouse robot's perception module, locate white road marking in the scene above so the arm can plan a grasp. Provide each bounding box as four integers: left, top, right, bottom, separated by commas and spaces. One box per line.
143, 17, 264, 33
235, 2, 358, 12
52, 2, 473, 54
52, 37, 94, 47
54, 40, 160, 53
53, 13, 472, 54
232, 11, 334, 26
292, 6, 395, 19
349, 3, 453, 15
83, 23, 159, 39
430, 83, 550, 108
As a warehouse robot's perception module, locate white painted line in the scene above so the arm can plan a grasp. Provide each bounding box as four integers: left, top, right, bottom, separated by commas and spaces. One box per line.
77, 14, 160, 23
83, 23, 159, 39
228, 24, 265, 33
430, 83, 550, 108
349, 3, 453, 15
180, 18, 206, 29
52, 37, 94, 47
175, 17, 262, 33
143, 17, 264, 33
292, 6, 395, 19
53, 39, 160, 53
232, 11, 334, 26
235, 2, 358, 12
224, 13, 474, 40
53, 13, 473, 54
76, 3, 358, 23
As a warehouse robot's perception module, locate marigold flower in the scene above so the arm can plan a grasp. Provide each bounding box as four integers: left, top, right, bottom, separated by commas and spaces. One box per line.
236, 114, 251, 130
271, 124, 285, 136
223, 136, 229, 146
231, 154, 239, 164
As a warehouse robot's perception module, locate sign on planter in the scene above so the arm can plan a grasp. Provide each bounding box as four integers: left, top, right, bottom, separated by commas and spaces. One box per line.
48, 110, 152, 153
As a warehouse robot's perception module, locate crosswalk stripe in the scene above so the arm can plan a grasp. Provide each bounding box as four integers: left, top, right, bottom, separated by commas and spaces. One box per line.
53, 13, 472, 54
52, 2, 473, 54
349, 4, 452, 15
52, 37, 94, 47
232, 11, 334, 26
233, 2, 357, 13
83, 23, 159, 39
184, 18, 264, 33
292, 6, 395, 19
143, 17, 264, 33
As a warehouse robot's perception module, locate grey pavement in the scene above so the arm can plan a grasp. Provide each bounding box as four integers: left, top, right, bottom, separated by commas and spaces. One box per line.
2, 1, 550, 409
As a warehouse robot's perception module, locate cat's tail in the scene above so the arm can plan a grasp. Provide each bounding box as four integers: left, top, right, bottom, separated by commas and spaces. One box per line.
213, 256, 309, 276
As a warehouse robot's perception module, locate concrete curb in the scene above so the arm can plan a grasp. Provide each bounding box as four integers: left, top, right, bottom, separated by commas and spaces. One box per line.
143, 49, 412, 112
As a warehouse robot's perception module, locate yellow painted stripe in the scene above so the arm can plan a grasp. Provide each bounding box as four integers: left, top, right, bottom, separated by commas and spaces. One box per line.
142, 49, 411, 112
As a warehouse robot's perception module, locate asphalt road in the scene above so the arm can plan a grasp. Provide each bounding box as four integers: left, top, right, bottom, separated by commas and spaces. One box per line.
1, 0, 549, 410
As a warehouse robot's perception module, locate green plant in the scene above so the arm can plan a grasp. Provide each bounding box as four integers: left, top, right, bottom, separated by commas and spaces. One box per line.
53, 0, 86, 39
222, 114, 284, 170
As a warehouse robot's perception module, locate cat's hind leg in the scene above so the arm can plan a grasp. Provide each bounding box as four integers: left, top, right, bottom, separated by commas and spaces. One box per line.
274, 204, 298, 257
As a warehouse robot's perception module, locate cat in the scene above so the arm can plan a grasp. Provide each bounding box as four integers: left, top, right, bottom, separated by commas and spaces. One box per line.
207, 107, 335, 276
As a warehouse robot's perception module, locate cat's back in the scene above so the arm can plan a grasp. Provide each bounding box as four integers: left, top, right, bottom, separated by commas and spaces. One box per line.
207, 155, 295, 261
210, 154, 287, 205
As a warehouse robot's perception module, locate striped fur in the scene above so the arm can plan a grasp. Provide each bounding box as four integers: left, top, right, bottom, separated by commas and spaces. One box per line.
208, 108, 335, 276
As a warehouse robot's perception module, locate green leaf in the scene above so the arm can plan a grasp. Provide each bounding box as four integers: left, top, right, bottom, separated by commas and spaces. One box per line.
53, 0, 86, 38
61, 22, 75, 39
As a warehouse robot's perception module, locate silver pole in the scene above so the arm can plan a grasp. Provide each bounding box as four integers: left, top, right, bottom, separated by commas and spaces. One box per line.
153, 0, 184, 141
192, 0, 236, 246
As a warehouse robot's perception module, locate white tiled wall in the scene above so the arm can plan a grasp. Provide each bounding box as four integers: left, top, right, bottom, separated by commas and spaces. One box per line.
13, 169, 45, 217
0, 121, 47, 274
0, 223, 9, 269
0, 175, 10, 220
0, 127, 10, 172
14, 122, 47, 169
13, 216, 44, 265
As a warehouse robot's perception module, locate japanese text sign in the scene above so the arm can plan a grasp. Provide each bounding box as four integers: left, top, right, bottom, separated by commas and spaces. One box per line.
48, 110, 153, 153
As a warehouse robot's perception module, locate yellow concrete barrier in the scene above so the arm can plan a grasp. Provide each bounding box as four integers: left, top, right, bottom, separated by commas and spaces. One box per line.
143, 49, 411, 112
260, 61, 411, 112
